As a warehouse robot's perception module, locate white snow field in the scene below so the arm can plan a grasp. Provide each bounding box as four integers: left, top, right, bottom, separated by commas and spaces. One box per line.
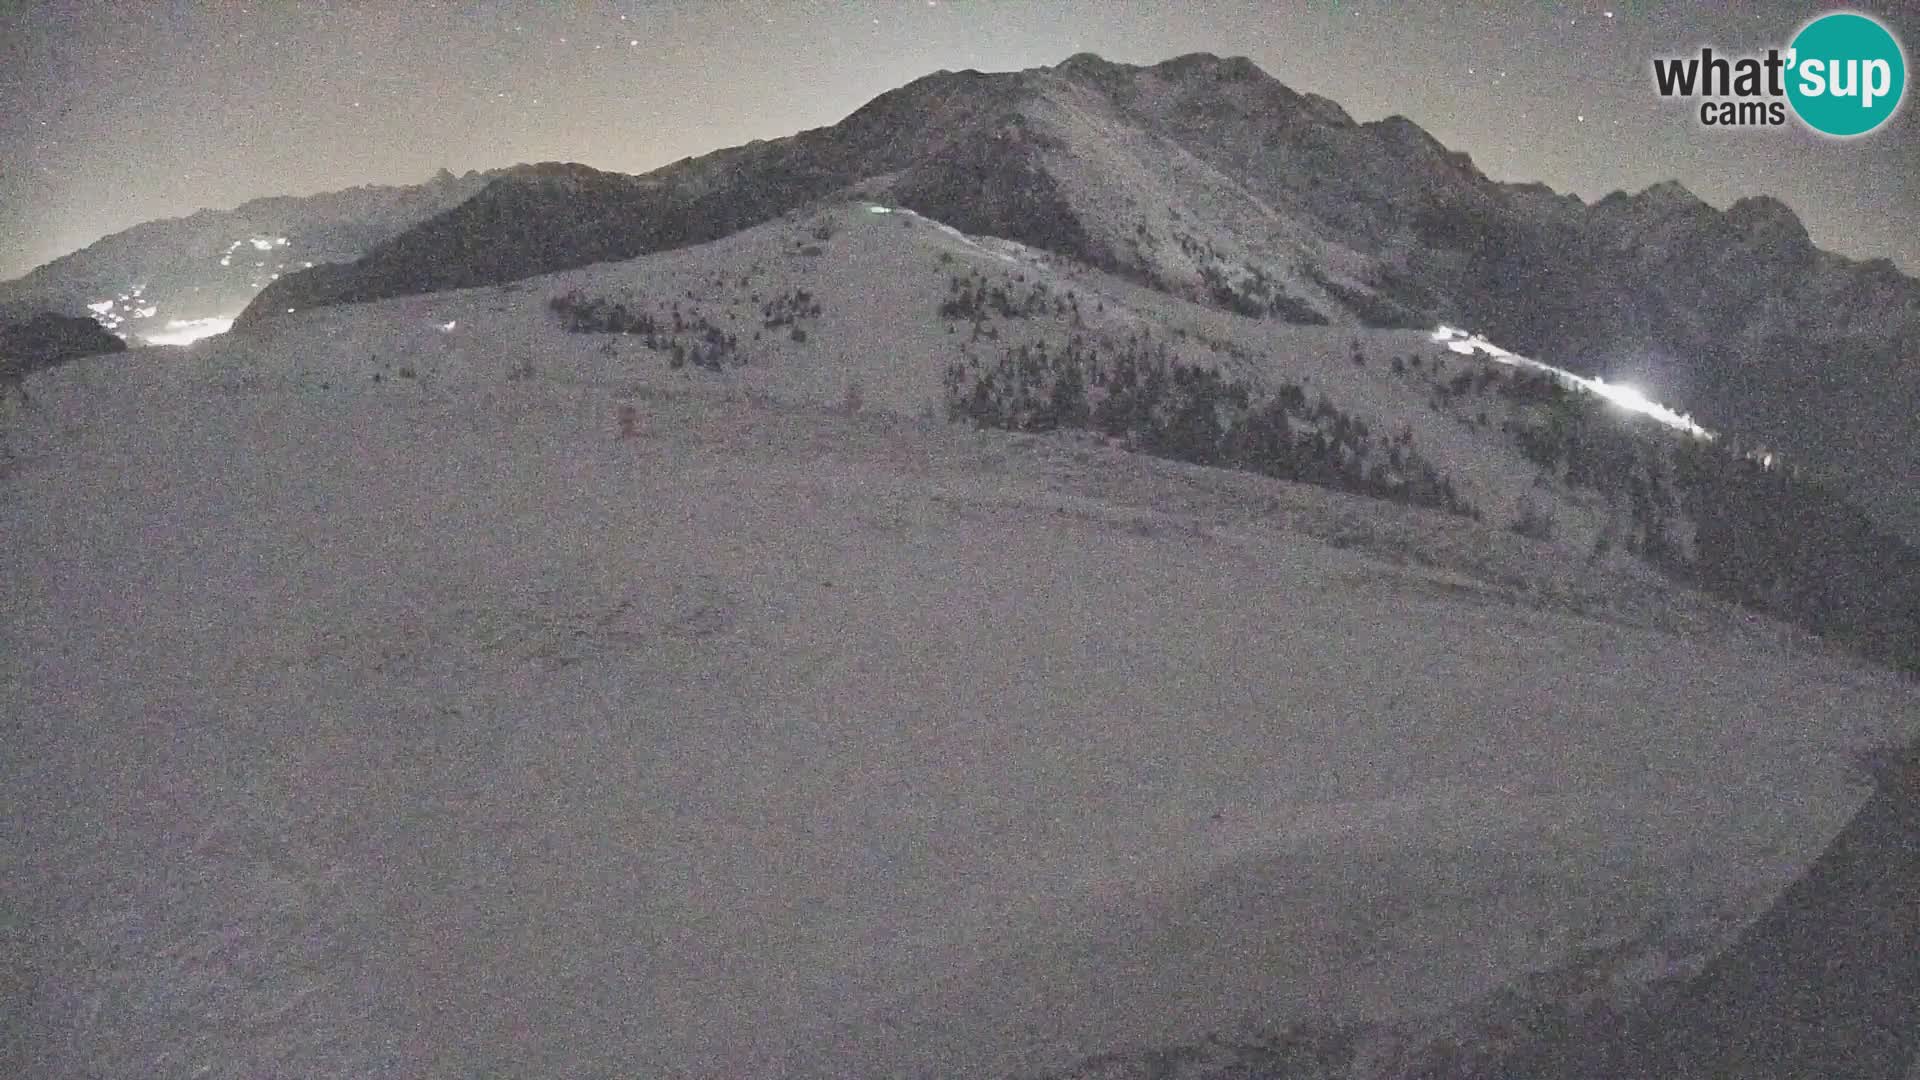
4, 204, 1916, 1079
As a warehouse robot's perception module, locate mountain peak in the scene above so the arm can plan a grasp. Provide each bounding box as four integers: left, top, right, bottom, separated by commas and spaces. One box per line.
1051, 50, 1265, 86
1636, 179, 1707, 209
1057, 51, 1118, 73
1724, 197, 1817, 270
1365, 114, 1483, 178
1725, 194, 1810, 249
1154, 52, 1263, 80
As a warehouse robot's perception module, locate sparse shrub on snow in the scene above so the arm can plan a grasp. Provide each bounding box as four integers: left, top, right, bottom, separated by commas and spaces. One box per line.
552, 288, 743, 372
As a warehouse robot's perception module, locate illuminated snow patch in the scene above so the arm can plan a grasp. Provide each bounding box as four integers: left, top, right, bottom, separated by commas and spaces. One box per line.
1587, 378, 1655, 415
250, 238, 274, 251
220, 257, 232, 266
139, 317, 234, 346
1572, 374, 1712, 437
133, 306, 158, 319
1432, 325, 1517, 361
1429, 325, 1714, 440
438, 320, 457, 332
88, 300, 115, 315
866, 205, 893, 214
885, 205, 1020, 264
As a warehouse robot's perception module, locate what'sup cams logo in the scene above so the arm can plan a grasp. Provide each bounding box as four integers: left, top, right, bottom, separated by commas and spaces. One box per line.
1653, 10, 1907, 136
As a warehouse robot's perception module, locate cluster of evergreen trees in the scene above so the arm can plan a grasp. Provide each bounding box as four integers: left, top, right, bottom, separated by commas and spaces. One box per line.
1670, 439, 1920, 676
1439, 356, 1920, 676
1201, 263, 1328, 324
549, 289, 660, 336
1303, 268, 1427, 329
548, 289, 741, 371
939, 268, 1082, 327
760, 288, 822, 329
1487, 376, 1684, 560
1167, 230, 1328, 324
942, 329, 1476, 518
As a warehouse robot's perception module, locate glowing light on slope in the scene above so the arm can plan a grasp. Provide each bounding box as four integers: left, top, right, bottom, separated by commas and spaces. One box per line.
1587, 378, 1654, 414
438, 320, 457, 332
1576, 375, 1711, 437
880, 204, 1020, 264
1429, 325, 1714, 440
140, 317, 234, 346
250, 238, 274, 251
88, 300, 114, 315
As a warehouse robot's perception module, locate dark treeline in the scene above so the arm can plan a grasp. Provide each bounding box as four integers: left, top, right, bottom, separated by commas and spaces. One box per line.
1476, 363, 1920, 676
941, 320, 1477, 519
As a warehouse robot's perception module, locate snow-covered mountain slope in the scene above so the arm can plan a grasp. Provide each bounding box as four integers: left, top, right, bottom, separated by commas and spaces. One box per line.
231, 51, 1920, 542
229, 198, 1920, 672
212, 201, 1603, 546
5, 201, 1916, 1079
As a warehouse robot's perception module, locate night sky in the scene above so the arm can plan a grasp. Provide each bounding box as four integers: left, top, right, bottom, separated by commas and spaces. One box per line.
3, 1, 1916, 281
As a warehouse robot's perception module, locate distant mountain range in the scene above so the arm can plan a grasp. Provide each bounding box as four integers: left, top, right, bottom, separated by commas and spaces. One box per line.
0, 168, 503, 338
6, 56, 1917, 1075
5, 52, 1915, 540
221, 52, 1916, 539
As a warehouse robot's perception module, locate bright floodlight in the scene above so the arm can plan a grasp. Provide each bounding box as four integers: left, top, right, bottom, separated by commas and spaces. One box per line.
1429, 324, 1714, 440
1591, 379, 1653, 413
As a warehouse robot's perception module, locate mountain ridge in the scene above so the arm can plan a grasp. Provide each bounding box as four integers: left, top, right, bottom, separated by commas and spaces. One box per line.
23, 50, 1920, 535
0, 168, 509, 335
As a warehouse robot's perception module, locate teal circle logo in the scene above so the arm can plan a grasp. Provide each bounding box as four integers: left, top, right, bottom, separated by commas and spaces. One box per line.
1786, 11, 1907, 137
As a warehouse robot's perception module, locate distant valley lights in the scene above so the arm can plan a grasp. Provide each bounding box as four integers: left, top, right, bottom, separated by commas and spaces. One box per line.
140, 317, 235, 346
